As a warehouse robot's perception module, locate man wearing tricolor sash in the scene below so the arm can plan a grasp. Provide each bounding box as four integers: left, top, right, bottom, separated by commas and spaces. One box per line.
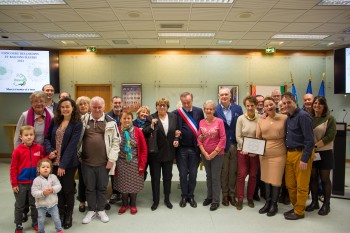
173, 92, 204, 208
215, 88, 243, 207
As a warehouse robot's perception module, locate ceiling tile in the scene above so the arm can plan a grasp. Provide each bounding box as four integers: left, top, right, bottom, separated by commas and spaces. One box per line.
242, 32, 275, 39
39, 9, 84, 22
127, 31, 158, 39
120, 21, 156, 30
312, 23, 349, 33
329, 10, 350, 23
295, 10, 345, 23
65, 0, 110, 8
152, 8, 190, 21
188, 21, 222, 31
220, 21, 255, 32
112, 8, 153, 21
226, 7, 269, 22
75, 8, 119, 21
186, 38, 214, 45
109, 0, 150, 8
190, 8, 230, 21
24, 23, 63, 32
99, 31, 129, 39
273, 0, 319, 10
1, 10, 50, 22
30, 40, 61, 47
281, 22, 322, 33
0, 12, 16, 23
215, 31, 246, 39
78, 39, 110, 46
0, 23, 34, 33
88, 21, 124, 31
284, 40, 320, 46
234, 0, 278, 8
260, 9, 307, 22
132, 39, 160, 46
250, 22, 289, 32
55, 22, 93, 32
236, 39, 266, 46
13, 33, 47, 40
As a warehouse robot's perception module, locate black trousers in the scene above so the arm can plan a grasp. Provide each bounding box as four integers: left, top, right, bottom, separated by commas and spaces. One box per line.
149, 160, 173, 203
53, 166, 77, 212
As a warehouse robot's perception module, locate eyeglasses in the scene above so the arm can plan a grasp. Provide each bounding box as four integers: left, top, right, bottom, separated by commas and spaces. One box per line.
79, 103, 88, 106
157, 104, 168, 108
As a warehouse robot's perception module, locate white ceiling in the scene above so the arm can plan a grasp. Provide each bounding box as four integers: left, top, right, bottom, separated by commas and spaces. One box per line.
0, 0, 350, 50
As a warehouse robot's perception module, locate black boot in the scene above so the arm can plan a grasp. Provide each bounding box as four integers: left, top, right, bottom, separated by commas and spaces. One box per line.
267, 186, 280, 217
318, 200, 330, 216
64, 210, 73, 229
59, 208, 65, 226
259, 183, 271, 214
306, 195, 320, 212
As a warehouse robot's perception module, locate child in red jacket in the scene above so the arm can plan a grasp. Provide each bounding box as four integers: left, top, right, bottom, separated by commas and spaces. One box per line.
10, 125, 46, 233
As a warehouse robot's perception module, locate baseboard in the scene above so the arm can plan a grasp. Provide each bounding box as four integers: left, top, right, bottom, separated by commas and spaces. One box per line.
0, 153, 11, 158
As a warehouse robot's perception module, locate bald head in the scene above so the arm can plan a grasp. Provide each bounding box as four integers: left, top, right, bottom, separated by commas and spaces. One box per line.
303, 93, 314, 113
271, 89, 281, 104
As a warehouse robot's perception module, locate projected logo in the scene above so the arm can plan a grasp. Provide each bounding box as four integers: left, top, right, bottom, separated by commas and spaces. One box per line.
13, 73, 27, 86
0, 62, 13, 80
27, 63, 48, 82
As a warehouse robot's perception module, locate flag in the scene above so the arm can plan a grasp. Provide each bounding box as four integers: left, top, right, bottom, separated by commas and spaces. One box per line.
290, 72, 298, 106
318, 72, 325, 96
306, 71, 312, 94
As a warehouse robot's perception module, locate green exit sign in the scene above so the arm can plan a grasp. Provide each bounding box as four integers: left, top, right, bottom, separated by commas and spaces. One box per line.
86, 47, 97, 52
265, 47, 276, 53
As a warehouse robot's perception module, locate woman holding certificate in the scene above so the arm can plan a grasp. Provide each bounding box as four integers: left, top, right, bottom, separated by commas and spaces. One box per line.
235, 96, 260, 210
197, 100, 226, 211
256, 97, 287, 217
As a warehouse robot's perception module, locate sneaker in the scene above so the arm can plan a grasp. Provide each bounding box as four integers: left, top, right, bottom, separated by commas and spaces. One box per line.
32, 223, 38, 232
97, 211, 109, 223
82, 211, 96, 224
15, 225, 23, 233
130, 206, 138, 215
118, 206, 129, 214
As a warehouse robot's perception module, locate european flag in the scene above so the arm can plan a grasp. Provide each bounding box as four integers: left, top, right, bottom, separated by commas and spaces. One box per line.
306, 79, 312, 94
292, 83, 298, 106
318, 80, 325, 96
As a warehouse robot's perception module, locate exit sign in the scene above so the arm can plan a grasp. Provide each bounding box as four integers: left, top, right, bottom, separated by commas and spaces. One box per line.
86, 46, 97, 52
265, 47, 276, 53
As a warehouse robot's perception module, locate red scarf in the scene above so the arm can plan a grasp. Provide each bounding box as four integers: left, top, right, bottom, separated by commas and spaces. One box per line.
26, 107, 52, 137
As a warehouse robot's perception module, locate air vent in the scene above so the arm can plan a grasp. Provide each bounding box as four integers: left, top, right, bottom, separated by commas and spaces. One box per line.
112, 39, 129, 45
160, 23, 184, 29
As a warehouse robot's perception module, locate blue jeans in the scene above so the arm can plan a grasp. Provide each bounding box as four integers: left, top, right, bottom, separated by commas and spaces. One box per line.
37, 205, 62, 233
176, 147, 200, 199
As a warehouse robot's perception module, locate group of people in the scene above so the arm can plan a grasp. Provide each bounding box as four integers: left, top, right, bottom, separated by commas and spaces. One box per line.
10, 84, 336, 233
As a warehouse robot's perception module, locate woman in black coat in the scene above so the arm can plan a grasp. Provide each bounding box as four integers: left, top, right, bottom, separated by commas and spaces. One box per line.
44, 97, 82, 229
143, 98, 179, 211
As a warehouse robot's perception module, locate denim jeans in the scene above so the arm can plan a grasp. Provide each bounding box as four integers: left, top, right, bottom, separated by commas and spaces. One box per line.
37, 205, 62, 233
176, 147, 200, 199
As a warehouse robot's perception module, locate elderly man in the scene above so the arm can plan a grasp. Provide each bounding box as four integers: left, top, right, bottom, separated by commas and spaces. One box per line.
215, 88, 243, 207
173, 92, 204, 208
42, 84, 57, 113
106, 96, 123, 126
255, 95, 265, 115
59, 92, 71, 100
271, 89, 282, 113
79, 96, 120, 224
303, 93, 314, 114
282, 92, 314, 220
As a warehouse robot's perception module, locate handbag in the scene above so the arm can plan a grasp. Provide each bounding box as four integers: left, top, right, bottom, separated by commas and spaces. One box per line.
147, 129, 158, 154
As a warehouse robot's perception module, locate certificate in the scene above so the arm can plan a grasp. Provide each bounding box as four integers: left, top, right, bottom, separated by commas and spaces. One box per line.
242, 137, 266, 156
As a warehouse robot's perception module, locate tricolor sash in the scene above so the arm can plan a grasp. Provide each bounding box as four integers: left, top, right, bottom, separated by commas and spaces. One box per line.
178, 107, 198, 137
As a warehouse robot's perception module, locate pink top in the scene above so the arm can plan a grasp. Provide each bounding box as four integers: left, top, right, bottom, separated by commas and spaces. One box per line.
197, 117, 226, 155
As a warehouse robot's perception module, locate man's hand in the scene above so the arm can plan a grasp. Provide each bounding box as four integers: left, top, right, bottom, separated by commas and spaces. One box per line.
299, 161, 307, 170
106, 161, 113, 170
57, 168, 65, 177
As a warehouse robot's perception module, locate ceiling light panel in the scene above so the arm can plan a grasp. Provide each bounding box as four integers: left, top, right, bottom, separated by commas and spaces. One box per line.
0, 0, 66, 5
272, 34, 329, 39
151, 0, 234, 3
158, 32, 215, 37
43, 33, 100, 38
318, 0, 350, 5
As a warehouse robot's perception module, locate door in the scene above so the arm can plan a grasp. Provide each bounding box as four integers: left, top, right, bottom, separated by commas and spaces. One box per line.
74, 84, 112, 112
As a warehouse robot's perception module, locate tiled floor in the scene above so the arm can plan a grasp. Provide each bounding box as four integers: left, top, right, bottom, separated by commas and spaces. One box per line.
1, 158, 349, 233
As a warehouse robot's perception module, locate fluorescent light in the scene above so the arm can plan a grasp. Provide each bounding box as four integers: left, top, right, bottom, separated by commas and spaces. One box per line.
272, 34, 329, 39
151, 0, 234, 3
165, 39, 180, 44
0, 0, 66, 5
217, 40, 232, 45
158, 32, 215, 38
43, 33, 100, 39
318, 0, 350, 5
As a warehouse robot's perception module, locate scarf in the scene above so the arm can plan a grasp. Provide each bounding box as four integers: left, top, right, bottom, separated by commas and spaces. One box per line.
136, 117, 146, 129
26, 107, 52, 136
123, 125, 133, 162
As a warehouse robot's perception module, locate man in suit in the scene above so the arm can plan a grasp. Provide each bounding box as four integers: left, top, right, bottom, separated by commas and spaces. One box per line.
174, 92, 204, 208
215, 88, 243, 207
42, 84, 58, 114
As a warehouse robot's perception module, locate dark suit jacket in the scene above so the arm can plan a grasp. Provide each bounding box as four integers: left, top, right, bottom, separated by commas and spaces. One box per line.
44, 120, 83, 169
214, 103, 243, 152
144, 112, 178, 162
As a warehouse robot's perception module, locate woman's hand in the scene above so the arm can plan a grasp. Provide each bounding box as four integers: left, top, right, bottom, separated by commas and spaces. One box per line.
241, 150, 248, 155
175, 130, 181, 138
151, 118, 158, 127
48, 151, 57, 160
173, 140, 179, 148
57, 168, 65, 177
